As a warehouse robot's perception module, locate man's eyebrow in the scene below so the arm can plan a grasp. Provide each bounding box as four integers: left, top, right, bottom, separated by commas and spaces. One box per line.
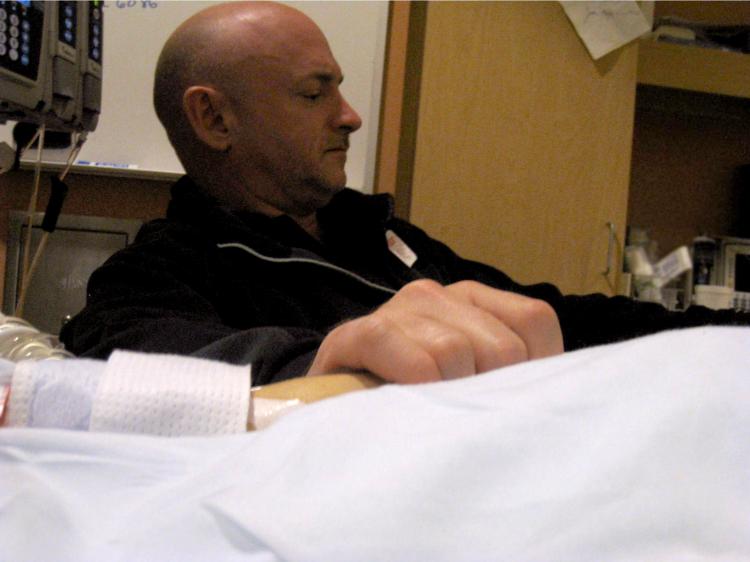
299, 71, 344, 85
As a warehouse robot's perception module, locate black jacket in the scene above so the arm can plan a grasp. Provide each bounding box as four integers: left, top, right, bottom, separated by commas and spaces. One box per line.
60, 176, 747, 385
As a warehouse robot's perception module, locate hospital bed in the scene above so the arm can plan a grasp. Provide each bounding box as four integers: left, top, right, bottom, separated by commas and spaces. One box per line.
1, 326, 749, 561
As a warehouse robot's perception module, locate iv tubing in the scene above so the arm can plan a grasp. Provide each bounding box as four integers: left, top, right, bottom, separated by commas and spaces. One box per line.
15, 133, 86, 318
20, 125, 45, 285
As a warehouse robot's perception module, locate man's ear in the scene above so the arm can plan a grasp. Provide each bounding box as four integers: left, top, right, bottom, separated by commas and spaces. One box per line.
182, 86, 234, 152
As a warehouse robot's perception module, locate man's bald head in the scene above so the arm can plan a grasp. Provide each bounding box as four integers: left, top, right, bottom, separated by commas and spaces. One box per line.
153, 2, 327, 159
152, 1, 361, 219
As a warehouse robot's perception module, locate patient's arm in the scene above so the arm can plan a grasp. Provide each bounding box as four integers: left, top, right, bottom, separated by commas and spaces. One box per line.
0, 354, 381, 433
249, 373, 381, 430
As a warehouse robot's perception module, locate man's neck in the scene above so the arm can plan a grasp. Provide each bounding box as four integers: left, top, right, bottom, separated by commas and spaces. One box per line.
291, 213, 322, 241
188, 170, 325, 240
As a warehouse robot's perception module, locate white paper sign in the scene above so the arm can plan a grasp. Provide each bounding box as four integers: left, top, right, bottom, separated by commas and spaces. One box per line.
560, 1, 652, 60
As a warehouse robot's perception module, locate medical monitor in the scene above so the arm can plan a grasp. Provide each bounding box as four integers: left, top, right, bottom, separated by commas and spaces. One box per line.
0, 0, 101, 132
0, 1, 48, 119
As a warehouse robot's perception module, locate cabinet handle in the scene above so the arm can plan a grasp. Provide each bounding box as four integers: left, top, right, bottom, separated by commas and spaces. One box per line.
602, 222, 616, 276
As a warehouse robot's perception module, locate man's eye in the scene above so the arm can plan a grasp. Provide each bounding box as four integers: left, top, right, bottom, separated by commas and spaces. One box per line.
303, 93, 321, 101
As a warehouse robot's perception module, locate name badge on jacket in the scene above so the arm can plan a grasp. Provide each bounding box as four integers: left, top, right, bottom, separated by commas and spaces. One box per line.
386, 230, 417, 268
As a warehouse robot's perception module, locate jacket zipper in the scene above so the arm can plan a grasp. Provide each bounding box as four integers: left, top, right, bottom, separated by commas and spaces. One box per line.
217, 242, 398, 296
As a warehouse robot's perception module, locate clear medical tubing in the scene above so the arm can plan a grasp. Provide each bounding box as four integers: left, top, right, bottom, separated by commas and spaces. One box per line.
0, 313, 73, 361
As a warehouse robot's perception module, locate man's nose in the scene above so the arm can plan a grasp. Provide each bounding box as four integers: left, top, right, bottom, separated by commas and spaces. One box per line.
338, 95, 362, 133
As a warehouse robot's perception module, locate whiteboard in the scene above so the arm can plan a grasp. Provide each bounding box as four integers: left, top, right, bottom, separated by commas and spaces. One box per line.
0, 1, 388, 192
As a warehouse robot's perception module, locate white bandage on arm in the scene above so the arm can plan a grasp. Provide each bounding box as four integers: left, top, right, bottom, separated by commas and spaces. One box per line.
90, 350, 251, 436
6, 359, 103, 429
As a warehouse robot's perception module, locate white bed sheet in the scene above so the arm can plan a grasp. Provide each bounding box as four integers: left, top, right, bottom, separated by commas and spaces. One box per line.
2, 326, 749, 561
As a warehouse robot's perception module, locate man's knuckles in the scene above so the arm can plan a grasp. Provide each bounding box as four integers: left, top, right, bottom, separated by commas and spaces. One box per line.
515, 296, 557, 327
481, 332, 528, 370
389, 279, 449, 306
449, 279, 485, 296
345, 313, 398, 346
514, 298, 563, 356
420, 329, 474, 367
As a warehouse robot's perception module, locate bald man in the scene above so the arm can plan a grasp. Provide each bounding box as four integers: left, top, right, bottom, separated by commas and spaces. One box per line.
60, 2, 746, 385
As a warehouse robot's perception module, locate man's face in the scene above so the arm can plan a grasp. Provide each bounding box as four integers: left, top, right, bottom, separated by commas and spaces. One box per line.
224, 21, 362, 217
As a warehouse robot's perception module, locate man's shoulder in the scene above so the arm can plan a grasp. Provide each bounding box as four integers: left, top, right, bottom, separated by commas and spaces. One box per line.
105, 200, 220, 275
135, 175, 240, 247
131, 216, 200, 247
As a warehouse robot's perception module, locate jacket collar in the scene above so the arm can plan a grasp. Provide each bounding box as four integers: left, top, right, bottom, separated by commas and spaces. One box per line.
166, 175, 396, 258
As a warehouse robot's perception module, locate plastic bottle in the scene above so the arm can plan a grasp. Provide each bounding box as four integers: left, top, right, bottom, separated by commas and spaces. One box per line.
692, 236, 717, 287
0, 314, 73, 361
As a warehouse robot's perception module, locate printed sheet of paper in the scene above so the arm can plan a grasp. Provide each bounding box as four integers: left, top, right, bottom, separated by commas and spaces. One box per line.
560, 1, 652, 60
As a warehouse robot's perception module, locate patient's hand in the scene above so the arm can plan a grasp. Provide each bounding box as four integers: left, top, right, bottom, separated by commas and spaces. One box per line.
307, 280, 563, 384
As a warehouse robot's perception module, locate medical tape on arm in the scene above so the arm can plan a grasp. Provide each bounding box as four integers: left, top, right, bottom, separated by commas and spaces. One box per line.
5, 359, 102, 429
90, 350, 251, 436
5, 361, 33, 427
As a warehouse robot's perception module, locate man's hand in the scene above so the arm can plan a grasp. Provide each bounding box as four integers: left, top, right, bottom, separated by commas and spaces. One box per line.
307, 280, 563, 383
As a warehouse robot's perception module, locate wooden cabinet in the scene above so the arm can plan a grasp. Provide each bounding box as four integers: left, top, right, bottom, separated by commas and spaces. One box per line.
378, 1, 638, 295
377, 1, 750, 296
638, 40, 750, 99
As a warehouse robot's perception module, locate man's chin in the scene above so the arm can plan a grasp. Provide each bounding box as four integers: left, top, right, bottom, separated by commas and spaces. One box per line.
294, 179, 345, 214
315, 183, 345, 204
318, 170, 348, 193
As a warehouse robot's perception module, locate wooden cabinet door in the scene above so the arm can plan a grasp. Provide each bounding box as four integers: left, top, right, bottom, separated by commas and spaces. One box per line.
406, 1, 638, 295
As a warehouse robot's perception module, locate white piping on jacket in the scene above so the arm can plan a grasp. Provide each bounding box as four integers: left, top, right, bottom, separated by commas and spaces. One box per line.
217, 242, 398, 296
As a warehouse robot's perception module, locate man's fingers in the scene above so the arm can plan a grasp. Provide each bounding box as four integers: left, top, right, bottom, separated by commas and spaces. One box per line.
385, 279, 540, 371
400, 318, 477, 379
308, 279, 564, 384
308, 316, 444, 383
446, 281, 564, 360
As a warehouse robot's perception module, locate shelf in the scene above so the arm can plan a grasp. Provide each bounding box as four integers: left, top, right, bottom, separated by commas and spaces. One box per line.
637, 40, 750, 99
18, 160, 181, 181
